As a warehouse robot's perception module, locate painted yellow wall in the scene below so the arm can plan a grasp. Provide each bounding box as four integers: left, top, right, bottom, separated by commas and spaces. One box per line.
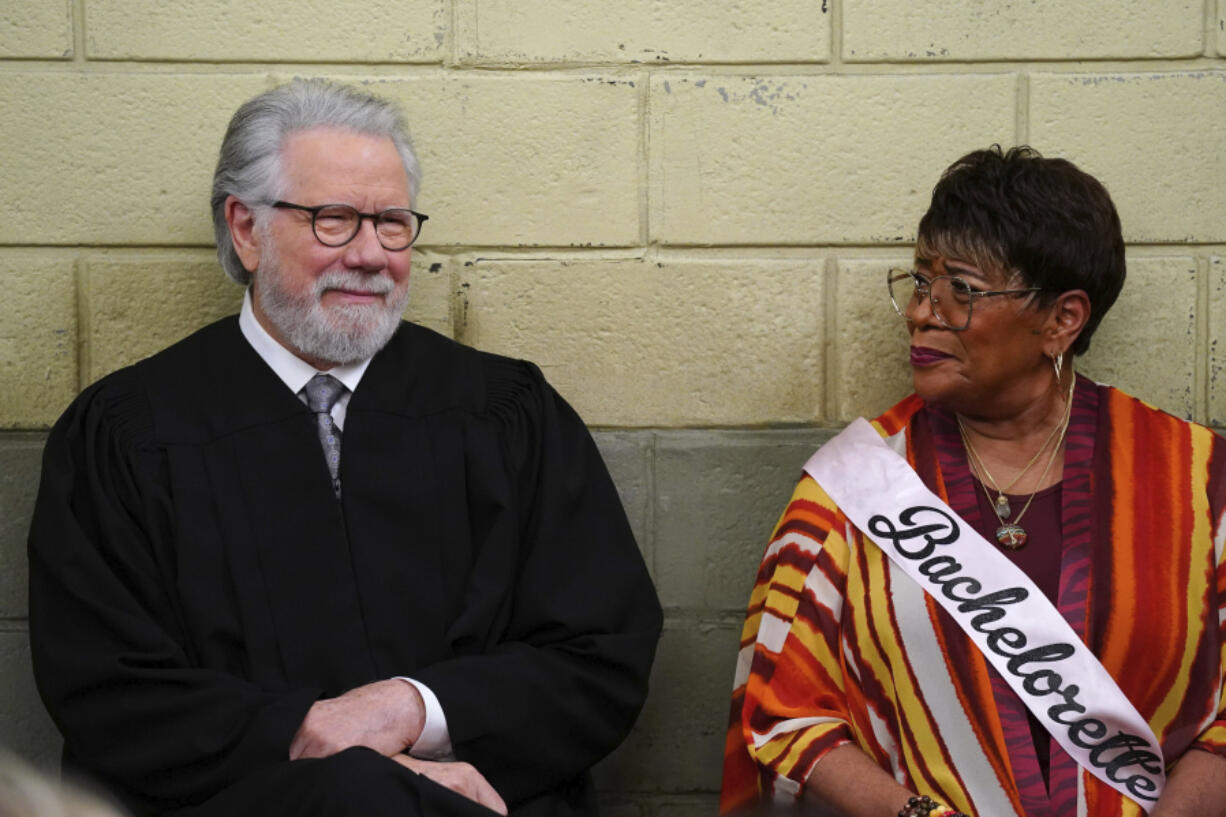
6, 5, 1226, 807
4, 1, 1226, 428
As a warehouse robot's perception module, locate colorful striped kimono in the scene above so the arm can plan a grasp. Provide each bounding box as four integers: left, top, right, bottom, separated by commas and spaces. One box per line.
722, 378, 1226, 816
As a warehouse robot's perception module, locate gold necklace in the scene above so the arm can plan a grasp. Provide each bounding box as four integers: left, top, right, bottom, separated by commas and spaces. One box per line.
958, 375, 1075, 549
958, 409, 1066, 520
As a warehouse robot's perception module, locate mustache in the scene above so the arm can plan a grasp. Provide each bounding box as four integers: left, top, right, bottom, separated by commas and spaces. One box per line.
313, 271, 395, 297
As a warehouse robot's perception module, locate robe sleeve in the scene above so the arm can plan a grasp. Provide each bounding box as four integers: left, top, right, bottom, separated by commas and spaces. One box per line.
720, 475, 856, 810
411, 360, 662, 806
27, 377, 319, 811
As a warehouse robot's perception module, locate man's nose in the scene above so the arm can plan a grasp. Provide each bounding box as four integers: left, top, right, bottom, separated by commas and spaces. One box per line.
344, 218, 388, 270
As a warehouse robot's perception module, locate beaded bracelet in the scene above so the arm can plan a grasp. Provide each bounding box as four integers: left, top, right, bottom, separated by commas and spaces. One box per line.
897, 795, 970, 817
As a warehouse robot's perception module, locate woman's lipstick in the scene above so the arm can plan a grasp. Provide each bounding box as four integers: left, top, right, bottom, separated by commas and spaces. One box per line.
910, 346, 953, 366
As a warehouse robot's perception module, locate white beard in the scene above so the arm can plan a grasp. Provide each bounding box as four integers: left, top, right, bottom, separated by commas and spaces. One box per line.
255, 251, 409, 366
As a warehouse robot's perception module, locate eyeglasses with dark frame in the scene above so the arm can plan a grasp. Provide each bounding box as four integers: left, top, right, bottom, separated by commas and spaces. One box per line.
887, 268, 1043, 332
272, 201, 429, 251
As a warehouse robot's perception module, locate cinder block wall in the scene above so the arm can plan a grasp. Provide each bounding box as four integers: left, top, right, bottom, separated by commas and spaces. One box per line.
4, 2, 1226, 813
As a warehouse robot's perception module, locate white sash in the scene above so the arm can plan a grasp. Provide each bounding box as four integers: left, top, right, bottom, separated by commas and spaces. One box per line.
804, 418, 1166, 811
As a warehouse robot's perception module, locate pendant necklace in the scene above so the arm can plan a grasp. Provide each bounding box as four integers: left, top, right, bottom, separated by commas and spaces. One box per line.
958, 375, 1075, 549
957, 398, 1066, 520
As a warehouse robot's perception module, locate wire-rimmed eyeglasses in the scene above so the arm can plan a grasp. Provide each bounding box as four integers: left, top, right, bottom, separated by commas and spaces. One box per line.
887, 268, 1042, 332
272, 201, 428, 251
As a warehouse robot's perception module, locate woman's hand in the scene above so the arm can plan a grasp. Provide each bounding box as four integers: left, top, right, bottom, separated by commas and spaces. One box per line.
1148, 749, 1226, 817
803, 743, 924, 816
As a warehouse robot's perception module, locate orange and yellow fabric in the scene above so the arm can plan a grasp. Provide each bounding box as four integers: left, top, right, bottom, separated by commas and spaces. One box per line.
722, 378, 1226, 817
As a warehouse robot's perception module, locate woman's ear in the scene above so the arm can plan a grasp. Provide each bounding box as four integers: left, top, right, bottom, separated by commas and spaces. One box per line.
1045, 289, 1091, 356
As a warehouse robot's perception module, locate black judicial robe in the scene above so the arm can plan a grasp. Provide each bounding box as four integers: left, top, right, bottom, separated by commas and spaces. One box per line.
28, 317, 662, 817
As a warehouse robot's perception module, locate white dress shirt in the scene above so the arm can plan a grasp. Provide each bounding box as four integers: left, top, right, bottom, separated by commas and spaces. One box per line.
238, 291, 453, 760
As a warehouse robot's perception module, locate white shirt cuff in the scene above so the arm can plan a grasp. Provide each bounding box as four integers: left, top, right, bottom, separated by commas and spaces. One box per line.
396, 677, 454, 760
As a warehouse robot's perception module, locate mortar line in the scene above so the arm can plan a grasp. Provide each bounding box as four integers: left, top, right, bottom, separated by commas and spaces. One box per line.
10, 241, 1226, 256
71, 0, 86, 62
829, 0, 843, 67
445, 0, 457, 68
639, 70, 651, 249
822, 256, 840, 424
1196, 254, 1210, 421
645, 431, 658, 583
1015, 71, 1030, 146
1204, 0, 1217, 57
3, 57, 1226, 76
74, 257, 90, 392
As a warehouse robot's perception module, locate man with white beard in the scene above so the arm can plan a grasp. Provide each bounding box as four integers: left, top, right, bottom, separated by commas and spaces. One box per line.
28, 79, 661, 817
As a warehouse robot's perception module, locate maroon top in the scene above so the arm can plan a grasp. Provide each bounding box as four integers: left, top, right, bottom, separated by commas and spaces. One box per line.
970, 478, 1064, 786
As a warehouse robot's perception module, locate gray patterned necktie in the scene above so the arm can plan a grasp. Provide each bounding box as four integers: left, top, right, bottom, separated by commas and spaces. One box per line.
304, 374, 346, 498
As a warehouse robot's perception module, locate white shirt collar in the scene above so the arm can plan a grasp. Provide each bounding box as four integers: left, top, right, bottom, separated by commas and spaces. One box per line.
238, 290, 373, 396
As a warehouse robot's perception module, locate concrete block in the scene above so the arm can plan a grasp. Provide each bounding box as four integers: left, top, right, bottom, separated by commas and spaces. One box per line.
86, 0, 445, 62
653, 429, 834, 611
0, 0, 72, 58
834, 258, 917, 422
458, 256, 826, 427
455, 0, 829, 64
649, 74, 1015, 246
84, 250, 452, 385
832, 256, 1198, 422
593, 800, 643, 817
2, 73, 638, 250
371, 74, 640, 248
0, 253, 78, 430
596, 796, 722, 816
592, 432, 652, 565
405, 253, 455, 339
1220, 0, 1226, 57
1208, 257, 1226, 426
0, 435, 45, 620
658, 797, 723, 817
1029, 72, 1226, 243
0, 628, 61, 770
0, 73, 268, 246
593, 619, 741, 794
83, 255, 245, 385
1079, 257, 1197, 420
844, 0, 1201, 61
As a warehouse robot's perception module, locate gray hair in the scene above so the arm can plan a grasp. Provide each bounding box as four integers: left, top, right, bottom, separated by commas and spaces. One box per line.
210, 78, 422, 285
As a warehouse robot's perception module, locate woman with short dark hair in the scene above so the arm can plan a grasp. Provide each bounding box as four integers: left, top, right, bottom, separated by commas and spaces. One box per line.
722, 146, 1226, 817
